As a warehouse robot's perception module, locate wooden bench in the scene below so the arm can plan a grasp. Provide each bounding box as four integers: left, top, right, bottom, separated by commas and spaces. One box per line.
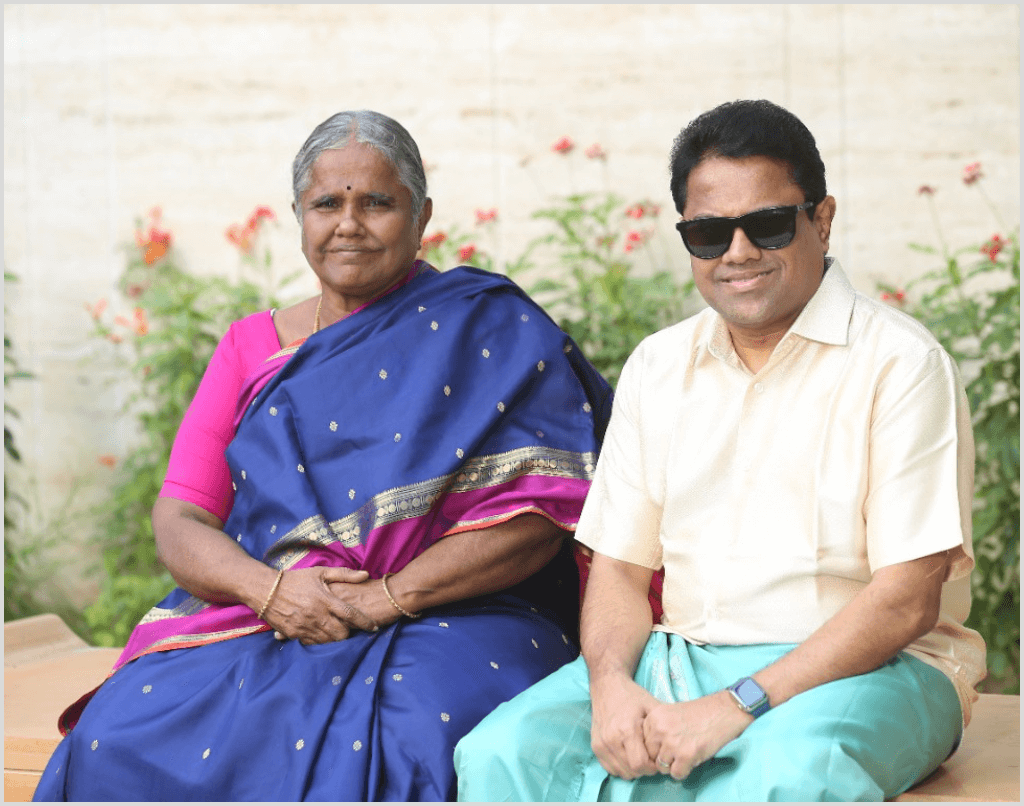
4, 614, 1020, 801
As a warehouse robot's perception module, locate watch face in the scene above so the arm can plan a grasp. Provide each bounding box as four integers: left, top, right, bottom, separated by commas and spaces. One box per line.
735, 678, 764, 706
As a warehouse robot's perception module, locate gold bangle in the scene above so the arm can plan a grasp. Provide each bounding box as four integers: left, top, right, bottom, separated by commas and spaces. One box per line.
381, 573, 420, 619
257, 569, 285, 621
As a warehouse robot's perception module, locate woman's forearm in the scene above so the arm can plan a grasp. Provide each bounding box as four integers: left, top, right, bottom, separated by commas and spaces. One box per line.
152, 496, 277, 613
384, 513, 567, 614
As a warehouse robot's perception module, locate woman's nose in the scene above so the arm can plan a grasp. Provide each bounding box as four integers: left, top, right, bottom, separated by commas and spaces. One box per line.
334, 205, 363, 236
721, 225, 761, 263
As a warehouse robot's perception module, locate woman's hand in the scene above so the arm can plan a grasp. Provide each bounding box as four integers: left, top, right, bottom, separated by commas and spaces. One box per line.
264, 567, 379, 644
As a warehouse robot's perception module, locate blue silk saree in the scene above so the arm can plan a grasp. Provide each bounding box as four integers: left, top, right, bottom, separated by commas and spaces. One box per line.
34, 265, 612, 801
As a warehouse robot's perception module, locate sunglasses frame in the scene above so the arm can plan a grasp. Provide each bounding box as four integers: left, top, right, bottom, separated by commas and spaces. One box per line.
675, 201, 816, 259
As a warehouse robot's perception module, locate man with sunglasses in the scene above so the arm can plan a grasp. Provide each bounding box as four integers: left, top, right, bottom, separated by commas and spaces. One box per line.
455, 100, 984, 801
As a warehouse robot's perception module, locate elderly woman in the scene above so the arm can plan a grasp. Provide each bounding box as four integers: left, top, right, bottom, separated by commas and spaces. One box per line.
34, 111, 611, 802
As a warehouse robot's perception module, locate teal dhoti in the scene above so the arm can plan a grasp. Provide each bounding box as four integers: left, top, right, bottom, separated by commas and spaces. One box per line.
455, 634, 962, 802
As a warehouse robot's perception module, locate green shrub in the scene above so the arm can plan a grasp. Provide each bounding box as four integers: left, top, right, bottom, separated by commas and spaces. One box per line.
881, 169, 1019, 692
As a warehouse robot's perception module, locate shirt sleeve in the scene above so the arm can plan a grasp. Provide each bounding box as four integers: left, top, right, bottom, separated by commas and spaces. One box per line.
865, 346, 975, 579
159, 313, 276, 521
575, 342, 664, 569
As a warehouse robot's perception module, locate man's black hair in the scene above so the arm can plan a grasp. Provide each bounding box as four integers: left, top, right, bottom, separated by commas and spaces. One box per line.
669, 100, 827, 216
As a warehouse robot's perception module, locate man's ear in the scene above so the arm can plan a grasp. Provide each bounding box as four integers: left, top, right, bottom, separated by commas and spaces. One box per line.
815, 196, 837, 253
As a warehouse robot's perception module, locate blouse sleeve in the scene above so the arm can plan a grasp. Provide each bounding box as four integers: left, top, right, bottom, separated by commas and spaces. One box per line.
159, 312, 279, 521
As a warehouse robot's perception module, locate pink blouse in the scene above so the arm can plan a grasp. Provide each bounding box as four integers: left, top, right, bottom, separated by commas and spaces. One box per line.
159, 310, 281, 522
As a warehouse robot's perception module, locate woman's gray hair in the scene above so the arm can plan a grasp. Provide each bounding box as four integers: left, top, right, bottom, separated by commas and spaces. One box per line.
291, 110, 428, 222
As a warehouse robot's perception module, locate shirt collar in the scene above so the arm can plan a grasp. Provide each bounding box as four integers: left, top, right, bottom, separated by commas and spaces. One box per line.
708, 257, 856, 362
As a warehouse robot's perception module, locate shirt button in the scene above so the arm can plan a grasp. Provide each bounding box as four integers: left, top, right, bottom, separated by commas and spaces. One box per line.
754, 382, 765, 393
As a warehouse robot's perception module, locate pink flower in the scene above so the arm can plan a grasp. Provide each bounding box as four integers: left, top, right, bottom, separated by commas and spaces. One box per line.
84, 299, 108, 321
475, 208, 498, 225
981, 234, 1006, 262
421, 232, 447, 250
917, 185, 936, 196
458, 244, 478, 262
584, 143, 606, 160
625, 201, 662, 219
98, 455, 117, 468
106, 333, 123, 344
551, 136, 574, 154
962, 162, 983, 186
624, 229, 653, 253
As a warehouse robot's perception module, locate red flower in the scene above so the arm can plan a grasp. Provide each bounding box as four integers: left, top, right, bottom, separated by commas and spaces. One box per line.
962, 162, 983, 186
551, 136, 574, 154
421, 231, 447, 250
881, 290, 907, 305
98, 455, 117, 468
625, 204, 645, 219
917, 185, 936, 196
458, 244, 478, 262
84, 298, 108, 321
981, 234, 1006, 262
226, 206, 275, 255
475, 208, 498, 225
584, 143, 606, 160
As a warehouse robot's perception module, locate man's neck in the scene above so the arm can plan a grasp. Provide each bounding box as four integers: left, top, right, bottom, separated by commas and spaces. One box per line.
728, 328, 787, 374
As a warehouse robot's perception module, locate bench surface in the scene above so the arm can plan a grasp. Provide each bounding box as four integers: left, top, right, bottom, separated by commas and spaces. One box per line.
3, 614, 1020, 802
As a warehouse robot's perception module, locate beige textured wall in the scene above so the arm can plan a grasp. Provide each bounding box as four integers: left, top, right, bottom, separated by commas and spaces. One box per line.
4, 4, 1020, 604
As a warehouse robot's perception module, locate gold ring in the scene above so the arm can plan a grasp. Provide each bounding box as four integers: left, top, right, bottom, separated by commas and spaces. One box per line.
658, 759, 671, 768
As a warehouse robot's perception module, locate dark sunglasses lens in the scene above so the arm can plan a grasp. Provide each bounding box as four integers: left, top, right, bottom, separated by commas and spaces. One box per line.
745, 210, 797, 249
681, 220, 731, 258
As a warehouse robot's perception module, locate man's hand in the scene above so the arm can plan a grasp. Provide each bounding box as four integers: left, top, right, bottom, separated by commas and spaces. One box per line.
590, 674, 662, 780
264, 566, 377, 644
642, 690, 752, 781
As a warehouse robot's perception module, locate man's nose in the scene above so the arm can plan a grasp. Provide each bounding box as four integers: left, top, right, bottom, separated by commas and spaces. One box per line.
721, 226, 761, 263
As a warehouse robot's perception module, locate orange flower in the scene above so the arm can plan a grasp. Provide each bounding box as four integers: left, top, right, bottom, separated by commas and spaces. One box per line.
135, 208, 173, 265
98, 455, 117, 468
131, 307, 149, 336
226, 223, 256, 253
475, 208, 498, 225
458, 244, 478, 262
551, 136, 574, 154
106, 333, 123, 344
584, 143, 607, 160
84, 298, 108, 320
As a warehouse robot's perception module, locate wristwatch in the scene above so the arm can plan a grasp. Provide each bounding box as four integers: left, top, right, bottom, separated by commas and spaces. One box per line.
726, 676, 771, 718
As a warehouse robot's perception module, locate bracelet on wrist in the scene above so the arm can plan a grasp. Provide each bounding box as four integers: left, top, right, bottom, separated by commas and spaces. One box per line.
257, 569, 285, 621
381, 573, 421, 619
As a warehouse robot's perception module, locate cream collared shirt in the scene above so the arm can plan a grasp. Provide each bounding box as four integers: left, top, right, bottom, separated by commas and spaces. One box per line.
577, 260, 987, 723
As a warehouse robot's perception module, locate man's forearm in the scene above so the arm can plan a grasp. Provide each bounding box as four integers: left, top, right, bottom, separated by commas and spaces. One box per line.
753, 550, 949, 708
581, 552, 656, 684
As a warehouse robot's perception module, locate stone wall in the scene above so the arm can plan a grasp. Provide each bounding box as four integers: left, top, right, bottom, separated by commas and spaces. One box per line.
4, 4, 1020, 604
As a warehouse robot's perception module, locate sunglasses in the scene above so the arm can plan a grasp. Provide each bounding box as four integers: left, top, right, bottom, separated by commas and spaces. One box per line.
675, 201, 816, 259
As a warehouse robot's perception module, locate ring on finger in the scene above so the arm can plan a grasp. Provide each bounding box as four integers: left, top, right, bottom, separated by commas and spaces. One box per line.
657, 758, 672, 769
